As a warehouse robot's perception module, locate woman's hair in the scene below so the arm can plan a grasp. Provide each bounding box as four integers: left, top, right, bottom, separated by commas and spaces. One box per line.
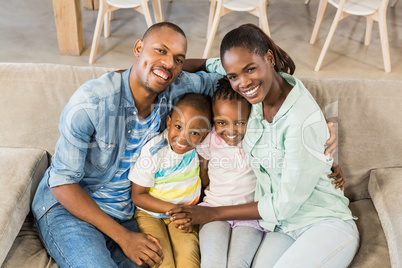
212, 78, 251, 110
220, 24, 295, 75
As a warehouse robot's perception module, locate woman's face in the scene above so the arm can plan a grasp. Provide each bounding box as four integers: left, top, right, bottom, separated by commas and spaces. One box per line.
222, 47, 275, 105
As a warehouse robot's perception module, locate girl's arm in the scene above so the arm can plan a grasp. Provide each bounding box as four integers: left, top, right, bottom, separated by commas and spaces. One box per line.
199, 154, 210, 188
131, 183, 178, 213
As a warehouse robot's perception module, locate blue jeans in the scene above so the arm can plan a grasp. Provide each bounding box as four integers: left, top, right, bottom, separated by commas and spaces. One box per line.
252, 218, 359, 268
36, 204, 145, 268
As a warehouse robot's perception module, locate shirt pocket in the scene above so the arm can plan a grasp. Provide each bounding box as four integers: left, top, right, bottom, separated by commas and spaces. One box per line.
86, 139, 116, 172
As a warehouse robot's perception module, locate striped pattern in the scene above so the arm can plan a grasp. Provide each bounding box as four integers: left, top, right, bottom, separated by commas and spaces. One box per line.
91, 109, 161, 220
129, 130, 202, 218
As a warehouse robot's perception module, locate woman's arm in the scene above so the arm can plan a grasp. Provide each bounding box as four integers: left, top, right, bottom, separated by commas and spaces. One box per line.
166, 202, 261, 230
132, 183, 178, 213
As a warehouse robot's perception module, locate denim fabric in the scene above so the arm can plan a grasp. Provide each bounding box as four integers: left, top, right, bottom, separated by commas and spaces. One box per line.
36, 204, 145, 268
252, 218, 359, 268
32, 68, 222, 221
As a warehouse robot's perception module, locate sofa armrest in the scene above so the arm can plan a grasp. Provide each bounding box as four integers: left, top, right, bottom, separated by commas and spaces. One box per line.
368, 168, 402, 268
0, 147, 48, 266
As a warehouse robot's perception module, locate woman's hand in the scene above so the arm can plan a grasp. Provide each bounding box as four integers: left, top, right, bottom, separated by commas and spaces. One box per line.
166, 205, 216, 230
329, 163, 345, 191
325, 122, 338, 160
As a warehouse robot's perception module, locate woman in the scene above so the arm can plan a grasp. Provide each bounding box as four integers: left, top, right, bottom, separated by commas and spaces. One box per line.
169, 24, 359, 267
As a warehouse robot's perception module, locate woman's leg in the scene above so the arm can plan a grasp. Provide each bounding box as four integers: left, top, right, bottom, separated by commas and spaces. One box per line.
199, 221, 231, 268
227, 226, 264, 268
252, 229, 295, 268
134, 210, 175, 268
274, 219, 359, 268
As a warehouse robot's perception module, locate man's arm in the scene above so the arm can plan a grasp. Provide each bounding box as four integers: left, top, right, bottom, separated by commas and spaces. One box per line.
51, 184, 163, 267
182, 59, 207, 73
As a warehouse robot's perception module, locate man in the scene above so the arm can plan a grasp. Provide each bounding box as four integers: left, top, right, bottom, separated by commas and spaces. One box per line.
32, 22, 221, 267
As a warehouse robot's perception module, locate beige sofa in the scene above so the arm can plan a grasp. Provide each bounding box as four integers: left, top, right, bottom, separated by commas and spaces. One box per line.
1, 62, 401, 268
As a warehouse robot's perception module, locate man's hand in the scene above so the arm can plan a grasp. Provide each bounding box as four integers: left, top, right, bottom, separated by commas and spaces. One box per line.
325, 122, 338, 159
119, 231, 163, 267
329, 163, 345, 191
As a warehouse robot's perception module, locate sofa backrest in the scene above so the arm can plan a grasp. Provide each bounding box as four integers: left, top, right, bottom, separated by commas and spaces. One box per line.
301, 78, 402, 201
0, 63, 112, 155
1, 63, 401, 201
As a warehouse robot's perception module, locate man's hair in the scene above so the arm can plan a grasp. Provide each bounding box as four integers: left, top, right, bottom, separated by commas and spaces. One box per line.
143, 22, 186, 40
174, 93, 212, 123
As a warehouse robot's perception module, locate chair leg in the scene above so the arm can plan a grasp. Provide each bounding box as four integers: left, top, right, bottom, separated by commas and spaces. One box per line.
152, 0, 164, 22
207, 0, 217, 38
390, 0, 399, 7
305, 0, 311, 4
378, 14, 391, 72
259, 0, 270, 37
140, 0, 154, 27
310, 0, 329, 44
314, 7, 343, 71
203, 1, 224, 58
364, 17, 373, 46
89, 1, 108, 64
104, 12, 110, 38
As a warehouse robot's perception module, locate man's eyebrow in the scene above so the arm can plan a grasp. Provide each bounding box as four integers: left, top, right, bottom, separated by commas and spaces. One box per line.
160, 43, 186, 59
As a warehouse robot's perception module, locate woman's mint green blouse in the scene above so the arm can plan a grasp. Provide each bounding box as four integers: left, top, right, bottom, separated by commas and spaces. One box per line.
243, 73, 354, 232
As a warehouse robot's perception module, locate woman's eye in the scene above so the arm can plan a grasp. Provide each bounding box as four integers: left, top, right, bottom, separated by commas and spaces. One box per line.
227, 76, 236, 80
247, 67, 255, 73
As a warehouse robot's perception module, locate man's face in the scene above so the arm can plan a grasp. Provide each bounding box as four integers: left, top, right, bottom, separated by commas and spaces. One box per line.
134, 27, 187, 95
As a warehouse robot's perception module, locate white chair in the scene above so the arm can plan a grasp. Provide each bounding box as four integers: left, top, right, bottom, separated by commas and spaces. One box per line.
203, 0, 270, 58
390, 0, 399, 7
310, 0, 391, 72
89, 0, 161, 64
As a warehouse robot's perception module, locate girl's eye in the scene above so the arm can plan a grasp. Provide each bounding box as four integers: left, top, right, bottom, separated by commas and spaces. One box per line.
175, 125, 182, 130
191, 132, 200, 136
236, 122, 244, 126
216, 122, 225, 126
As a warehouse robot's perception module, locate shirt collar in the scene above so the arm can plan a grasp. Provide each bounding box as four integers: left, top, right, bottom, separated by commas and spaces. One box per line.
120, 67, 167, 109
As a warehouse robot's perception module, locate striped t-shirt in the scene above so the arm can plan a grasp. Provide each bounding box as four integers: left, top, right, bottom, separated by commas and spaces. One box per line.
90, 105, 161, 220
128, 130, 201, 218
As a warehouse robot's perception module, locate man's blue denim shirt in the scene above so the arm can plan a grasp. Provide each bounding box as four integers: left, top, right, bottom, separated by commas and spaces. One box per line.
32, 67, 222, 220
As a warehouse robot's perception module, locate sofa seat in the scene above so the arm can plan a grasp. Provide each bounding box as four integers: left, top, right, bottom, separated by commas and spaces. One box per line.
0, 148, 48, 265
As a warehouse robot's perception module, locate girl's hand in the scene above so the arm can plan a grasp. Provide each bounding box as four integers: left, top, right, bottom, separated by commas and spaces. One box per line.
324, 122, 337, 160
329, 163, 345, 191
171, 217, 193, 232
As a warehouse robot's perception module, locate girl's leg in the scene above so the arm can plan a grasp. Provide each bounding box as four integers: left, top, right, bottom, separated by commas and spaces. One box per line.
167, 219, 200, 268
274, 218, 359, 268
227, 226, 263, 268
134, 210, 175, 268
199, 221, 231, 268
252, 230, 295, 268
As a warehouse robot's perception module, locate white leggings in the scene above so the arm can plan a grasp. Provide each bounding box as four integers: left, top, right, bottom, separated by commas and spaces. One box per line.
252, 218, 359, 268
199, 221, 264, 268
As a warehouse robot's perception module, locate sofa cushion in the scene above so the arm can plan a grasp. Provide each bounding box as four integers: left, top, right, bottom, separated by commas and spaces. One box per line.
368, 168, 402, 268
348, 199, 391, 267
0, 63, 112, 155
2, 215, 58, 268
0, 147, 48, 266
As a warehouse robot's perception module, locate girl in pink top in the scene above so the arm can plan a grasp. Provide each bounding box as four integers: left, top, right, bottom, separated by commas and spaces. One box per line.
196, 78, 265, 267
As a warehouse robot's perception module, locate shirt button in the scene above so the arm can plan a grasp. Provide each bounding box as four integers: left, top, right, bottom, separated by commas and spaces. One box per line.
108, 145, 112, 148
133, 111, 137, 115
42, 207, 46, 211
128, 130, 131, 133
